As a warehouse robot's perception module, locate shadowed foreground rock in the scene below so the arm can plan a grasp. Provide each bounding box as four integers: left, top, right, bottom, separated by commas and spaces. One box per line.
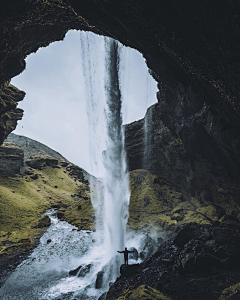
120, 264, 140, 277
106, 220, 240, 300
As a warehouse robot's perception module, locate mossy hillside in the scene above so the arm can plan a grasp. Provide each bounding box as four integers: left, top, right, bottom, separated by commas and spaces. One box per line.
113, 285, 171, 300
128, 169, 228, 233
0, 165, 93, 259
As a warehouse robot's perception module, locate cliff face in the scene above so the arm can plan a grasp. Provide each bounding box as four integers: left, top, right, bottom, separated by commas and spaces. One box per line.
0, 83, 24, 145
125, 97, 240, 211
0, 1, 239, 212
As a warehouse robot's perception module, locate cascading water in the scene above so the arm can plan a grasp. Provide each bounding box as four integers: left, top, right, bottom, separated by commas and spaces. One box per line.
100, 38, 130, 285
0, 31, 158, 300
79, 33, 130, 291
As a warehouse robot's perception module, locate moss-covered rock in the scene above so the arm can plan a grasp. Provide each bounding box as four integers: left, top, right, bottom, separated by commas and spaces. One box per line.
112, 285, 171, 300
0, 163, 95, 280
34, 215, 51, 228
128, 169, 229, 234
218, 283, 240, 300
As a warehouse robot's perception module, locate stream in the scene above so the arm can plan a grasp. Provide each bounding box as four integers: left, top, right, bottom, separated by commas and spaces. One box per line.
0, 209, 146, 300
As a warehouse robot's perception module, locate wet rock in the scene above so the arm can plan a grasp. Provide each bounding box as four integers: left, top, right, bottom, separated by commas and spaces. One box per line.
78, 264, 93, 277
98, 292, 107, 300
128, 247, 138, 260
69, 265, 82, 276
120, 264, 140, 277
139, 235, 158, 260
57, 212, 64, 220
95, 270, 104, 289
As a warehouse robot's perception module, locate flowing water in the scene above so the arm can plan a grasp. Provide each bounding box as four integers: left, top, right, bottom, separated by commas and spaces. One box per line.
79, 33, 130, 292
0, 210, 95, 299
0, 32, 158, 299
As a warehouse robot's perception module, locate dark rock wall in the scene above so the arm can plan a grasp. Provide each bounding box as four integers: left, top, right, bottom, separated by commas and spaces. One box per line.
0, 0, 90, 141
0, 142, 24, 176
0, 1, 240, 208
0, 83, 24, 145
125, 95, 240, 211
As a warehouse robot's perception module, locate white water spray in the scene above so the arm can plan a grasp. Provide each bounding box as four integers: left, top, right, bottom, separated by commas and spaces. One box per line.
80, 32, 130, 290
0, 31, 158, 300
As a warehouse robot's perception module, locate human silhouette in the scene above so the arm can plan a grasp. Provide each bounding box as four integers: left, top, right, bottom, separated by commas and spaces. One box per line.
117, 247, 135, 265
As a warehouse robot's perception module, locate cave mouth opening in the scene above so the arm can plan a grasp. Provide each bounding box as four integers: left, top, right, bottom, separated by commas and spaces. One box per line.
10, 29, 157, 176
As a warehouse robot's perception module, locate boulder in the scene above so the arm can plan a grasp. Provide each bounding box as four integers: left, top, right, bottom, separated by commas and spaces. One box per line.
78, 264, 93, 277
95, 270, 104, 289
30, 173, 38, 180
33, 215, 51, 228
56, 212, 64, 220
69, 265, 82, 276
174, 227, 195, 248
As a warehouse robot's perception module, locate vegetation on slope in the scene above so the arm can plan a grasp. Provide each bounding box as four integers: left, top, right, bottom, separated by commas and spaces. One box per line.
128, 169, 228, 234
0, 164, 94, 275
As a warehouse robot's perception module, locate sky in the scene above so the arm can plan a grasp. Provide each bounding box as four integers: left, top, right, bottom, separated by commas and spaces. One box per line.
11, 30, 157, 175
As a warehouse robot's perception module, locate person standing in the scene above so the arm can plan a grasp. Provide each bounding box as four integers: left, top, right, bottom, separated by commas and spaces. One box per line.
117, 247, 135, 265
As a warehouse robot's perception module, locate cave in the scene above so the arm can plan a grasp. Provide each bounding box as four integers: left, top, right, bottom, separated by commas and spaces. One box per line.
1, 0, 240, 206
1, 1, 240, 299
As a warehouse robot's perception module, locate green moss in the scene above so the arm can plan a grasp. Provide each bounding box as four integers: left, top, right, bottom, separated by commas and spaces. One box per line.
128, 169, 227, 232
115, 285, 171, 300
218, 282, 240, 300
0, 165, 94, 260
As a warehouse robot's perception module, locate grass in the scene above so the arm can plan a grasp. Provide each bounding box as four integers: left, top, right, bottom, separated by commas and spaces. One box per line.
0, 165, 93, 258
128, 169, 228, 233
0, 166, 231, 262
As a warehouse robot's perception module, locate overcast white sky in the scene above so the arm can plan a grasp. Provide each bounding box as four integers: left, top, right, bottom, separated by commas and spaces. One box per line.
11, 30, 157, 175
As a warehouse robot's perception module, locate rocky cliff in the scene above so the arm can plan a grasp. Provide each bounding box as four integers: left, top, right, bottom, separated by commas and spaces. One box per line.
125, 101, 240, 217
0, 0, 239, 208
1, 1, 240, 298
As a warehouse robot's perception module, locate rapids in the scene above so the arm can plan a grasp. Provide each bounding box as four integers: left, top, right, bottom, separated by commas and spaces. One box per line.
0, 210, 146, 300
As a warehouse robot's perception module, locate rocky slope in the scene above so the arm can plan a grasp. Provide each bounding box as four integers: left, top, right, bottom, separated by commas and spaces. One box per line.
106, 220, 240, 300
0, 133, 95, 286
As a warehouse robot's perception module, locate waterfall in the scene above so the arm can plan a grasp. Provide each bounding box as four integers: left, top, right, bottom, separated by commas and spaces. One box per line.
103, 38, 129, 256
0, 31, 158, 300
80, 32, 130, 289
79, 32, 106, 238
